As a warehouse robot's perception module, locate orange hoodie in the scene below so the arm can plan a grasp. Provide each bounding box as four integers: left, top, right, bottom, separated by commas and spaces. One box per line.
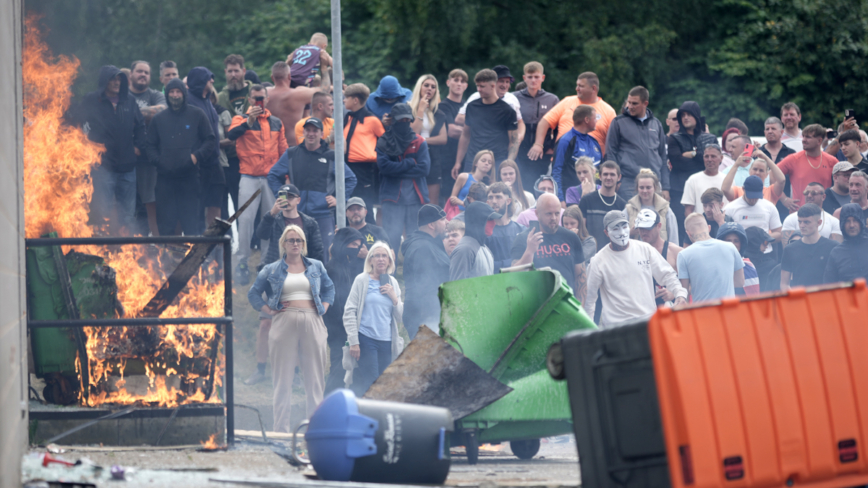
227, 108, 289, 176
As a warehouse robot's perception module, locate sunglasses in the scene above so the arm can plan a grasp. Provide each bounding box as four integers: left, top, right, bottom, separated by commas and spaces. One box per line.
286, 239, 304, 245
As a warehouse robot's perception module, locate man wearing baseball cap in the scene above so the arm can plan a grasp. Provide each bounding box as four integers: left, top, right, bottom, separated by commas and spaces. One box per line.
345, 196, 390, 254
635, 209, 683, 306
268, 116, 357, 264
583, 209, 686, 326
825, 161, 855, 214
723, 175, 783, 245
401, 204, 449, 338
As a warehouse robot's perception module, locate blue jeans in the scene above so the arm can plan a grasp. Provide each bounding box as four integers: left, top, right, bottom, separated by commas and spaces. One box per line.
91, 165, 136, 232
352, 333, 392, 396
381, 202, 422, 257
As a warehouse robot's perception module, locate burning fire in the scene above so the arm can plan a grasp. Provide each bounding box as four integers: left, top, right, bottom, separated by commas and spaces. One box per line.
200, 434, 219, 450
25, 16, 224, 408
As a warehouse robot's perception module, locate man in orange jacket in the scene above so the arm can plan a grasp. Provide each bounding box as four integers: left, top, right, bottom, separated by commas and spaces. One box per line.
227, 84, 289, 284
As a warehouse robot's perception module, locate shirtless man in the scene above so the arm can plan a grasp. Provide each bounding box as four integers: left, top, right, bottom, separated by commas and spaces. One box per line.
266, 61, 330, 146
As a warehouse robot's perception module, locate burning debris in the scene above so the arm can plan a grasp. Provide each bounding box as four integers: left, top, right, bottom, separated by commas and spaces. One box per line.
24, 17, 225, 409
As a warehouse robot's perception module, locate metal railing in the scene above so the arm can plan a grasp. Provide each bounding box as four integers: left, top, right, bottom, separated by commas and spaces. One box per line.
25, 234, 235, 444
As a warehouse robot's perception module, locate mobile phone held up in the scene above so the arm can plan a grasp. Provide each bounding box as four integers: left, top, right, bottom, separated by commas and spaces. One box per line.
254, 96, 265, 109
379, 274, 390, 288
743, 143, 755, 157
846, 109, 857, 120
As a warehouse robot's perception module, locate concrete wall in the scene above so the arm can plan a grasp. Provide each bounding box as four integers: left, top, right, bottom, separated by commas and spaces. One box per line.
0, 0, 26, 487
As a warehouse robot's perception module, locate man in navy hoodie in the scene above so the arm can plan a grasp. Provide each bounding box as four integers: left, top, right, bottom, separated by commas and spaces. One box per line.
186, 67, 227, 229
365, 75, 412, 120
75, 65, 146, 234
267, 118, 356, 263
145, 78, 216, 236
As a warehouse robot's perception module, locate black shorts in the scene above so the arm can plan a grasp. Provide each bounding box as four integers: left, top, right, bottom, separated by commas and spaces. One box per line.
427, 155, 442, 185
202, 182, 226, 208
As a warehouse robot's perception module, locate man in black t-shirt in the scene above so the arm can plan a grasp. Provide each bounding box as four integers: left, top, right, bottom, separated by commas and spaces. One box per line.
578, 161, 627, 248
452, 69, 518, 179
346, 197, 390, 256
781, 203, 838, 289
512, 193, 586, 301
438, 69, 468, 205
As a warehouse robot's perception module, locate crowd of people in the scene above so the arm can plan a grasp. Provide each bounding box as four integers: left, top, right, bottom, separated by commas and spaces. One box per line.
67, 33, 868, 431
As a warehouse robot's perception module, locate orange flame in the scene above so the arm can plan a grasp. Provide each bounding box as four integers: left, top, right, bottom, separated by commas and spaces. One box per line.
24, 16, 225, 408
200, 434, 219, 450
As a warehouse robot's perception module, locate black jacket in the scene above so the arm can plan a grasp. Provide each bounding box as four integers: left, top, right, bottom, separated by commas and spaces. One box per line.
322, 227, 366, 343
75, 65, 146, 173
145, 79, 217, 178
186, 67, 226, 186
401, 229, 450, 326
669, 101, 717, 190
824, 203, 868, 283
256, 210, 324, 266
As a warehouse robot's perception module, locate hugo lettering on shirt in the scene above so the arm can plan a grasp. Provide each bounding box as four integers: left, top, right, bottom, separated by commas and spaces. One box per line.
536, 241, 572, 258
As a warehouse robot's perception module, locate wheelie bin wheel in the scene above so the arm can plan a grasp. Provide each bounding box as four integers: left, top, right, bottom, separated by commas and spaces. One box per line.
510, 439, 541, 459
465, 431, 479, 465
547, 342, 565, 380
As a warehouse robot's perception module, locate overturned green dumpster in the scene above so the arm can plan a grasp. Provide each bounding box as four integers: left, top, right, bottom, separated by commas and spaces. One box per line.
365, 268, 596, 463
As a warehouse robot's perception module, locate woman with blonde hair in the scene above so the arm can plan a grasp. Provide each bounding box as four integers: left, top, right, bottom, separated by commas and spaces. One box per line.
498, 159, 534, 220
623, 168, 678, 244
564, 157, 600, 206
562, 205, 596, 265
247, 225, 334, 433
343, 241, 404, 395
409, 74, 448, 204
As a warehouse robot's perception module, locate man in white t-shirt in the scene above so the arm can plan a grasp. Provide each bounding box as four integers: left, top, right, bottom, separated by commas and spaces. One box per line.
723, 175, 783, 244
681, 144, 727, 216
780, 102, 803, 152
584, 210, 687, 327
782, 181, 843, 245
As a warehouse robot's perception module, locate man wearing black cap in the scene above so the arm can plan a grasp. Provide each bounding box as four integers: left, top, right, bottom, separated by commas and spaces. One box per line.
450, 201, 499, 281
451, 69, 520, 179
376, 103, 431, 254
346, 196, 390, 253
268, 117, 357, 264
401, 204, 449, 338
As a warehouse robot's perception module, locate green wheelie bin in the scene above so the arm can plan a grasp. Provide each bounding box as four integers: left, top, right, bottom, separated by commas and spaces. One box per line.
438, 267, 597, 462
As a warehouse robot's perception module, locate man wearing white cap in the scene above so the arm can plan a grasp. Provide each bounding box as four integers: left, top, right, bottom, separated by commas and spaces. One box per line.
635, 209, 683, 307
584, 210, 687, 327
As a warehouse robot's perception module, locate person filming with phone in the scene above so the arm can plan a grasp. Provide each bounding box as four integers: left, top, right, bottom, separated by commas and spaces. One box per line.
227, 84, 289, 285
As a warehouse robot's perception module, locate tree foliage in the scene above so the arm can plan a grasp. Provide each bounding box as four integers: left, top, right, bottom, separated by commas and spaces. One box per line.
27, 0, 868, 135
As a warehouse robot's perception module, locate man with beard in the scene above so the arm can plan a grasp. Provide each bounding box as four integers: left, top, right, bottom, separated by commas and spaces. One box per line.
450, 201, 499, 280
825, 203, 868, 283
145, 78, 216, 236
346, 197, 389, 253
512, 193, 586, 300
129, 60, 166, 235
376, 103, 431, 254
584, 210, 686, 327
186, 67, 227, 232
323, 227, 365, 393
401, 204, 450, 338
217, 54, 252, 216
486, 182, 525, 272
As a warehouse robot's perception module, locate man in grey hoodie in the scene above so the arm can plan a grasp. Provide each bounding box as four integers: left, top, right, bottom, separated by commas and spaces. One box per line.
449, 201, 500, 281
604, 86, 668, 200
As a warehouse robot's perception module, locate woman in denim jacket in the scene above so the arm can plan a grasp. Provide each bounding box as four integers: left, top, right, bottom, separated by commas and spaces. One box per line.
248, 224, 335, 433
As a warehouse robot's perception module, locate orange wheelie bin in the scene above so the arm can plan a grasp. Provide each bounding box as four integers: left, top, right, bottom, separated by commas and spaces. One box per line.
649, 281, 868, 488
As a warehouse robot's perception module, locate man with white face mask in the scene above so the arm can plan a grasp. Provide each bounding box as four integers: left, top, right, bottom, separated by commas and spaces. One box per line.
583, 210, 687, 327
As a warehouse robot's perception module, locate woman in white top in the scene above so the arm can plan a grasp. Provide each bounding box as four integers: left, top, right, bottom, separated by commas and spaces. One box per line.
409, 74, 448, 205
343, 241, 404, 395
247, 225, 334, 433
498, 159, 535, 221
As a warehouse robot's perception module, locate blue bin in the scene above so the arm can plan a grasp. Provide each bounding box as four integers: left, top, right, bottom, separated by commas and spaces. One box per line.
303, 389, 452, 484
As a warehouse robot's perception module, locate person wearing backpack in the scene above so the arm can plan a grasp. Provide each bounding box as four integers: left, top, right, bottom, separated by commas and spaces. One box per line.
268, 117, 357, 264
551, 105, 602, 203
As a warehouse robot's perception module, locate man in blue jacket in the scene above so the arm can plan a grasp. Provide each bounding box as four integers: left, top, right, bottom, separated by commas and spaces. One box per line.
552, 105, 602, 202
268, 118, 356, 263
365, 75, 412, 120
74, 65, 147, 234
376, 103, 431, 255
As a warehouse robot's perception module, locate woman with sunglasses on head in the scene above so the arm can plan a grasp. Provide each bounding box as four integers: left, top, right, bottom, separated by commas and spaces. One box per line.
247, 225, 334, 433
343, 241, 404, 395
